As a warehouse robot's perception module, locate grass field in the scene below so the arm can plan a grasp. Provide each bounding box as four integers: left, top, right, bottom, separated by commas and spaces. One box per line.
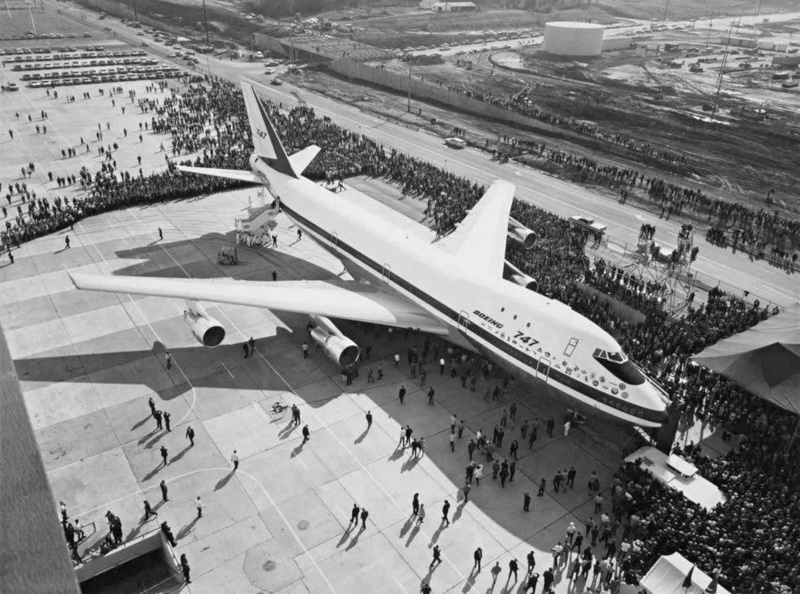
0, 9, 98, 39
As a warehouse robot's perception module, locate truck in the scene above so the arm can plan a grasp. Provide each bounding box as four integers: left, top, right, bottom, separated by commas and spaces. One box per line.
568, 215, 607, 237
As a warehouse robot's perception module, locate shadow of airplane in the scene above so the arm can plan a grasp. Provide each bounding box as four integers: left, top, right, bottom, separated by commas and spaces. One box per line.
109, 230, 342, 283
8, 218, 633, 570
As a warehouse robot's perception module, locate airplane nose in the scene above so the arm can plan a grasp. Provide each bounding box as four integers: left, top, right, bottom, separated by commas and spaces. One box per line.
645, 383, 670, 422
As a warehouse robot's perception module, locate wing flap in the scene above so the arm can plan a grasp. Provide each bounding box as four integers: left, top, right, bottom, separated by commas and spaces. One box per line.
176, 165, 261, 184
439, 180, 515, 278
69, 274, 448, 335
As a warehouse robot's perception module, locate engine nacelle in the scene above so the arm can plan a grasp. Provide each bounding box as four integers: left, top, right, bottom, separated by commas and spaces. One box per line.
507, 217, 536, 250
183, 300, 226, 347
504, 261, 538, 292
309, 315, 360, 368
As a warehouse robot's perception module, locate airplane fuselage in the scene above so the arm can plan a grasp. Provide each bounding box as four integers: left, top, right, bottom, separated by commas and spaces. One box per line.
257, 158, 669, 428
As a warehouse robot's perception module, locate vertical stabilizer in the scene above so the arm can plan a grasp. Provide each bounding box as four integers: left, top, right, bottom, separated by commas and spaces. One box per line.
241, 82, 297, 178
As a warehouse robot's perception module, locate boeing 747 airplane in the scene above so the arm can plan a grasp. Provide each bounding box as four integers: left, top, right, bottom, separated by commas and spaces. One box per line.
70, 83, 669, 427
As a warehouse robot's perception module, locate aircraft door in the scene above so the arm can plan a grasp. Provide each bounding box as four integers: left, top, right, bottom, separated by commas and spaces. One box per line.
538, 358, 551, 383
457, 311, 470, 333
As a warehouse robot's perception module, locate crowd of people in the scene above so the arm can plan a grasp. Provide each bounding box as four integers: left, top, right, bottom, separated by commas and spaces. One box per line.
1, 77, 797, 593
613, 432, 799, 594
493, 136, 799, 266
454, 83, 690, 168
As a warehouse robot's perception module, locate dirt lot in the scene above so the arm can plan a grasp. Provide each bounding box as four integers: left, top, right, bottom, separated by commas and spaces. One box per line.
0, 8, 98, 39
362, 33, 800, 219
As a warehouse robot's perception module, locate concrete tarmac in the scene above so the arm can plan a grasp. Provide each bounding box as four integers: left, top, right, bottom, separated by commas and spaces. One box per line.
2, 187, 626, 594
0, 75, 626, 594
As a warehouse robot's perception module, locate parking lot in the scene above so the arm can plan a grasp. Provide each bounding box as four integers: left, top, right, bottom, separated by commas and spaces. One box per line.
2, 44, 184, 88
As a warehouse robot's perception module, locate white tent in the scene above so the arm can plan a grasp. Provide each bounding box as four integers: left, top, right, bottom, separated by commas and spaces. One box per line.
641, 553, 730, 594
624, 447, 725, 511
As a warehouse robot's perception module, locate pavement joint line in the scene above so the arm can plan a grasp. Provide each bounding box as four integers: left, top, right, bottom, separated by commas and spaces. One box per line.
147, 203, 345, 389
66, 461, 338, 593
220, 361, 234, 378
130, 211, 342, 591
250, 401, 308, 471
147, 203, 471, 586
11, 85, 97, 195
61, 184, 596, 587
394, 576, 411, 593
111, 227, 197, 428
212, 301, 470, 584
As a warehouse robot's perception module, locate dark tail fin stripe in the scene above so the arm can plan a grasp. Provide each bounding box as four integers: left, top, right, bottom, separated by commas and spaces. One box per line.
252, 90, 297, 179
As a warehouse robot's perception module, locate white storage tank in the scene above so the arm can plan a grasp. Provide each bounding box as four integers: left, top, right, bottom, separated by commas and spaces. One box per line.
544, 22, 604, 56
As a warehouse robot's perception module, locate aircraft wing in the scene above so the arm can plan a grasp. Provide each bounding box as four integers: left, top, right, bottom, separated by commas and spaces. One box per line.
176, 165, 261, 184
439, 180, 515, 279
69, 274, 449, 335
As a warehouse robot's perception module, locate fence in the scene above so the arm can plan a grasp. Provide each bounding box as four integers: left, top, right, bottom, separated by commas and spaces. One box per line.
326, 58, 567, 134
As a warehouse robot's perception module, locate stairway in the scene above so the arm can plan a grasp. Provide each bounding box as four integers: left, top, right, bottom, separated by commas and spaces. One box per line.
235, 203, 279, 233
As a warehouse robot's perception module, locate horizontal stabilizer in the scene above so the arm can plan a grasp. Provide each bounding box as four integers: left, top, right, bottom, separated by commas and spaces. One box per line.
289, 146, 321, 175
176, 165, 261, 184
439, 180, 516, 278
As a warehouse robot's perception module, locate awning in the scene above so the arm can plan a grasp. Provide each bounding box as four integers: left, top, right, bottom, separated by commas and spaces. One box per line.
641, 552, 730, 594
691, 303, 800, 415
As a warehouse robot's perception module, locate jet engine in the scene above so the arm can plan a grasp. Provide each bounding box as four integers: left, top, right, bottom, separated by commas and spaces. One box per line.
183, 300, 226, 347
504, 261, 538, 292
507, 217, 536, 250
308, 315, 360, 369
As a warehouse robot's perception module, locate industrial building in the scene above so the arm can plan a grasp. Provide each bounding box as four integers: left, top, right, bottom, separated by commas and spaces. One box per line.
419, 1, 478, 12
602, 36, 633, 51
773, 54, 800, 67
544, 22, 605, 57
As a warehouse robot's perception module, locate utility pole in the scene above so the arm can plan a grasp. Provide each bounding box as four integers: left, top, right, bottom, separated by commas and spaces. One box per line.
709, 36, 730, 124
28, 2, 36, 35
407, 61, 412, 112
663, 0, 669, 21
201, 0, 210, 48
132, 0, 138, 22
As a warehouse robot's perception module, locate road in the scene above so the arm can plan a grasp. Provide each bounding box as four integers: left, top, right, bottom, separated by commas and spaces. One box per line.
55, 0, 800, 307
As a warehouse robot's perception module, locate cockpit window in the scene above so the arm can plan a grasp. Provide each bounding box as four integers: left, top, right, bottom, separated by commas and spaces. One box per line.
592, 348, 646, 385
